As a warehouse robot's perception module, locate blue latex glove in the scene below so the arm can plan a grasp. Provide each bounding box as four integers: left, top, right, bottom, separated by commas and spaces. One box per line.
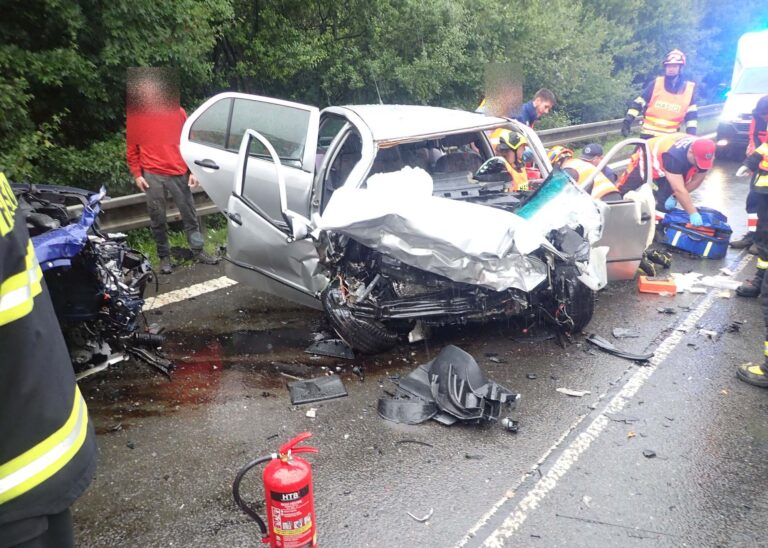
689, 211, 703, 227
664, 195, 678, 210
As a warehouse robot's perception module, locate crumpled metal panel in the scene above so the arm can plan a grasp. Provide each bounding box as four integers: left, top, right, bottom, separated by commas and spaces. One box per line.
317, 168, 604, 293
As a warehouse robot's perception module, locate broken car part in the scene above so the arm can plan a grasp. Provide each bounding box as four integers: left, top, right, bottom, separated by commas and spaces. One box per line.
586, 334, 654, 363
377, 345, 519, 426
288, 374, 348, 405
304, 338, 355, 359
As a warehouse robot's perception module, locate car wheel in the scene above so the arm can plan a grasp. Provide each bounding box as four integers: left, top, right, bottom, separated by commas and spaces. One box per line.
566, 280, 595, 333
321, 284, 399, 354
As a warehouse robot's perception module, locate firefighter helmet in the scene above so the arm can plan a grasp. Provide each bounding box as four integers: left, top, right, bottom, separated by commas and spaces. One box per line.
547, 145, 573, 165
662, 49, 686, 66
497, 130, 527, 152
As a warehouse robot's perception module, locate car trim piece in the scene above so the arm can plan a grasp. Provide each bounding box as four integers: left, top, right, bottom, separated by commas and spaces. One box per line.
223, 255, 319, 300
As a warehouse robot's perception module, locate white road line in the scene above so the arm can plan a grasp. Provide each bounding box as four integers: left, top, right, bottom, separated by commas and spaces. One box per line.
458, 252, 752, 548
142, 276, 238, 311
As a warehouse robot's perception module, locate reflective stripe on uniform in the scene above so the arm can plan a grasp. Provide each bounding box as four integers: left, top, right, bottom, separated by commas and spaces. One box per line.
764, 341, 768, 357
757, 258, 768, 270
748, 213, 758, 232
0, 386, 89, 504
0, 240, 43, 326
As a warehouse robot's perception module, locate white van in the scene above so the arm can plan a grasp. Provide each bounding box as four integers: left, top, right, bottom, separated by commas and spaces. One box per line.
716, 30, 768, 158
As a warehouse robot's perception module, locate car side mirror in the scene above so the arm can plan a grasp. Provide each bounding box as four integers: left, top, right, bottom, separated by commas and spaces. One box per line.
285, 210, 314, 241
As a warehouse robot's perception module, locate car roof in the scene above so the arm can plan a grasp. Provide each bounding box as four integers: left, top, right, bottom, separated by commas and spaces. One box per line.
326, 104, 509, 145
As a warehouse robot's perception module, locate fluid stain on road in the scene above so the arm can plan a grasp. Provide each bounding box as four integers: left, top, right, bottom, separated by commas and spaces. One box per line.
83, 323, 411, 429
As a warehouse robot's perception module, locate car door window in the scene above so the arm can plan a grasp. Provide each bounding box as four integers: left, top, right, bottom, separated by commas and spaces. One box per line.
188, 97, 231, 149
229, 99, 311, 170
321, 130, 362, 211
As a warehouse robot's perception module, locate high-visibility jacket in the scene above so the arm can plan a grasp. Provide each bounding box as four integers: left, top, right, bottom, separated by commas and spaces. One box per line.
618, 133, 693, 190
642, 77, 695, 136
503, 159, 529, 191
562, 158, 619, 200
747, 115, 768, 155
746, 142, 768, 192
0, 173, 96, 535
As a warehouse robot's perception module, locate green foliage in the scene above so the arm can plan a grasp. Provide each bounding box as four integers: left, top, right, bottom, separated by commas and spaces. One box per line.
0, 0, 764, 193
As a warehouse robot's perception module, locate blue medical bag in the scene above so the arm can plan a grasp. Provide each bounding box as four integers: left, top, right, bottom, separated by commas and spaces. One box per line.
660, 207, 732, 259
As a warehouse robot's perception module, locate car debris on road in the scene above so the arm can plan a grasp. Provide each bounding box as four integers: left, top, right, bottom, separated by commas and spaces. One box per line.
377, 345, 518, 427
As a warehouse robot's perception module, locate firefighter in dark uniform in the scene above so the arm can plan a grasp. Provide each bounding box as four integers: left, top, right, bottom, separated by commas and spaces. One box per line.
622, 49, 698, 139
730, 95, 768, 251
735, 144, 768, 299
736, 143, 768, 387
0, 172, 97, 547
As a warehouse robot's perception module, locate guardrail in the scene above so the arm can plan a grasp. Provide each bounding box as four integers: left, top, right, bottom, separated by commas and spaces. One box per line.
89, 103, 723, 233
538, 103, 722, 147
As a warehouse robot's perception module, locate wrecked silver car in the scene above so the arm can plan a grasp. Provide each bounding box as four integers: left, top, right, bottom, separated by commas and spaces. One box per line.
181, 95, 652, 353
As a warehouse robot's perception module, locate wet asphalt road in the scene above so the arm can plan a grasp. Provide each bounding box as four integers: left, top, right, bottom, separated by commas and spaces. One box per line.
72, 160, 768, 547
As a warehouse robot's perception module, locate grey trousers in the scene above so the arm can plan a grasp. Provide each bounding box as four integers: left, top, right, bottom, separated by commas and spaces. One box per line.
143, 172, 204, 258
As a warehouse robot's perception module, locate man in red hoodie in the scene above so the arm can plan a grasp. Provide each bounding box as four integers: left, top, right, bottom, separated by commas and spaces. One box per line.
126, 68, 218, 274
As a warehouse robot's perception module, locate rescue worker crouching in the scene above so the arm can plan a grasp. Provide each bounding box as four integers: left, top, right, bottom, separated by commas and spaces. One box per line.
734, 143, 768, 301
496, 131, 530, 192
547, 145, 622, 201
622, 49, 698, 139
735, 142, 768, 387
617, 133, 716, 226
0, 173, 97, 547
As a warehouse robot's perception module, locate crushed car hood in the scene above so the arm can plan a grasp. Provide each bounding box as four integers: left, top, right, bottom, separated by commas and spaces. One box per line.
317, 168, 605, 292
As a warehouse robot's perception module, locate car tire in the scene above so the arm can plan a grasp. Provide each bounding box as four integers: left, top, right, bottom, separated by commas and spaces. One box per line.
565, 280, 595, 333
321, 284, 399, 354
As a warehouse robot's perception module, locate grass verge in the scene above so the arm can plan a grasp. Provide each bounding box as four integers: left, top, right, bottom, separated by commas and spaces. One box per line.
126, 212, 228, 268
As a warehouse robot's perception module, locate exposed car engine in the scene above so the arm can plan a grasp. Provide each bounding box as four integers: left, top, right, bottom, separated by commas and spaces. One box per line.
12, 183, 171, 376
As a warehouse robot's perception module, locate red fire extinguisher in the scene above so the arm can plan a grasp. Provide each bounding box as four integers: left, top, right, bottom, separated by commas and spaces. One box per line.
233, 432, 318, 547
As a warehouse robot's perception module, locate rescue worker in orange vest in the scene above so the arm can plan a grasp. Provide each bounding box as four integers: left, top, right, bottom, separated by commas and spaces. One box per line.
730, 95, 768, 252
621, 49, 698, 139
0, 172, 97, 547
734, 142, 768, 387
617, 134, 715, 225
496, 131, 530, 191
547, 146, 622, 201
734, 142, 768, 300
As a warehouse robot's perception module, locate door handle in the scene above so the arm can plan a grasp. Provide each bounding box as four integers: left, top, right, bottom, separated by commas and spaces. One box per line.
194, 159, 220, 170
226, 211, 242, 225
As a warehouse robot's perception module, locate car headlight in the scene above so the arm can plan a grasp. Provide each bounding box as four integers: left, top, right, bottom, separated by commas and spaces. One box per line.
719, 102, 743, 123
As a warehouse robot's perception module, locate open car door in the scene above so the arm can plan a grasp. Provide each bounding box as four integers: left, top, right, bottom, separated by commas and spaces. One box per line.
181, 92, 319, 217
224, 129, 329, 309
584, 138, 656, 280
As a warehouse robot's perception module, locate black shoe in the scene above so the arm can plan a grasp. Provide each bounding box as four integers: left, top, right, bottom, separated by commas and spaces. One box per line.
736, 363, 768, 388
730, 233, 754, 249
194, 250, 220, 265
159, 256, 172, 275
638, 256, 656, 277
736, 279, 761, 298
646, 249, 672, 269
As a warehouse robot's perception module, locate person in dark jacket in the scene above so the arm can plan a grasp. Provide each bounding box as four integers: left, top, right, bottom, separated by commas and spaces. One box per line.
730, 95, 768, 252
512, 88, 555, 128
0, 172, 97, 548
580, 143, 618, 183
735, 142, 768, 387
